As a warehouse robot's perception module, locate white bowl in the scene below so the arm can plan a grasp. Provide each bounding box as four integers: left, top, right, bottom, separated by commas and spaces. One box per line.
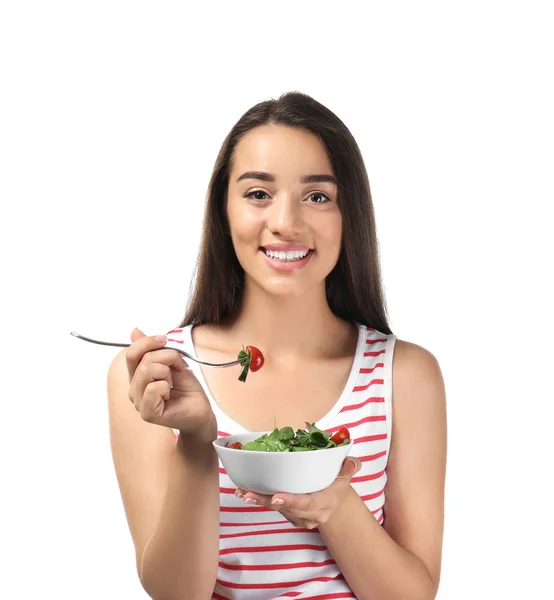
212, 431, 353, 495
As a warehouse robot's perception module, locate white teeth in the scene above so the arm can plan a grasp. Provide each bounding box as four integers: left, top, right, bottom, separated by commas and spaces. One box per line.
263, 249, 310, 261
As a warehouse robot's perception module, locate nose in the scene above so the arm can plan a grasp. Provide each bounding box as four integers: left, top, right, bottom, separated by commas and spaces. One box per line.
266, 193, 305, 237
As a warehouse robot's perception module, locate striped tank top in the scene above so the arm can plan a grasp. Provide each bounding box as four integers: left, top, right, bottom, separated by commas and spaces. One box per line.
167, 323, 397, 600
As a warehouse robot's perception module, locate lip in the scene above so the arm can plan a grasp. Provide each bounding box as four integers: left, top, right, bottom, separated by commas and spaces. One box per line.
259, 248, 314, 273
261, 243, 313, 252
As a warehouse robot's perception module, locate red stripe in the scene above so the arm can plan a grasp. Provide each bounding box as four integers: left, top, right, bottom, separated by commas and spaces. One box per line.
279, 594, 303, 598
352, 378, 384, 392
212, 593, 230, 600
351, 468, 386, 483
378, 512, 384, 524
327, 414, 386, 432
217, 574, 344, 590
220, 505, 273, 512
219, 468, 227, 475
366, 338, 387, 344
218, 431, 231, 437
220, 520, 287, 527
360, 488, 385, 501
220, 527, 318, 539
165, 328, 183, 335
359, 365, 383, 374
219, 544, 327, 556
359, 450, 387, 462
303, 594, 356, 600
354, 433, 387, 444
167, 337, 184, 344
364, 349, 386, 357
341, 396, 384, 411
220, 487, 236, 494
218, 558, 336, 571
220, 506, 381, 525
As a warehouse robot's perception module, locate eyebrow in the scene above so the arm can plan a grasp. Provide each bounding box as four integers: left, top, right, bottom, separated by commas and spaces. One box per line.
235, 171, 337, 185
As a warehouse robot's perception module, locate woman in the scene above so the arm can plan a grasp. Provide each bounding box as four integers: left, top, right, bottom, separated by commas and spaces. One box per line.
107, 91, 447, 600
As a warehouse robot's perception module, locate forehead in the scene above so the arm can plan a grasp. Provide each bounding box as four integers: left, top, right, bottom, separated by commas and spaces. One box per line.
231, 125, 333, 178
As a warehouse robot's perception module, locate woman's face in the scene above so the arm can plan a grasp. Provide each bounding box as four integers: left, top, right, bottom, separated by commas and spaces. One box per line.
227, 124, 342, 298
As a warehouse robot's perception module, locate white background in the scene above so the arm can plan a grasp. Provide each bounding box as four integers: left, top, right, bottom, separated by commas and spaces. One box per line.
1, 1, 553, 598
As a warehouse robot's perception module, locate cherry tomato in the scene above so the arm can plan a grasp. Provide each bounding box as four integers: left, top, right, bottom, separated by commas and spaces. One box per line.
246, 346, 265, 372
330, 426, 350, 444
227, 441, 242, 449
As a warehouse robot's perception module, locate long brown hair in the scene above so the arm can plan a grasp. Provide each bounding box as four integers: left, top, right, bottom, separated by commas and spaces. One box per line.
179, 91, 392, 335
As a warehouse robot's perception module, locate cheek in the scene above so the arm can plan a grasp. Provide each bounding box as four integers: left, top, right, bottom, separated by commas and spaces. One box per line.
228, 205, 264, 246
318, 215, 343, 252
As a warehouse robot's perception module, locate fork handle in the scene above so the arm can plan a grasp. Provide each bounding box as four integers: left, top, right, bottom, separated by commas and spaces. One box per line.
70, 332, 246, 368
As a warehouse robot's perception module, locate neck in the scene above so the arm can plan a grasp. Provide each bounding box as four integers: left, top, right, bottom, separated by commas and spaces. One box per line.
227, 279, 355, 360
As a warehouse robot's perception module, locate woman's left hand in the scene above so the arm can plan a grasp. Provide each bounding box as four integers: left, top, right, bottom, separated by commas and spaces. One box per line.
234, 456, 362, 529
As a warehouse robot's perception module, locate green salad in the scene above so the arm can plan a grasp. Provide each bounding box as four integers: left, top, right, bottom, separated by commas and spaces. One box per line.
225, 422, 351, 452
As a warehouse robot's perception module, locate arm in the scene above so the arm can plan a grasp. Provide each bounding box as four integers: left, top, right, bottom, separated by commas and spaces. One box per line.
317, 341, 447, 600
108, 349, 220, 600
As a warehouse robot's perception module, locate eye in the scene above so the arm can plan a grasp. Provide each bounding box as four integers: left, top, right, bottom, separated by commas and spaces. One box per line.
243, 190, 331, 203
244, 190, 270, 201
306, 192, 331, 204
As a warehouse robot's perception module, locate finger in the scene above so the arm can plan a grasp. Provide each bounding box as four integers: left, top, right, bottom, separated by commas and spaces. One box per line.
142, 348, 188, 370
125, 332, 168, 384
338, 456, 362, 480
130, 327, 146, 343
237, 493, 315, 529
146, 350, 189, 392
139, 380, 171, 422
240, 491, 315, 513
240, 492, 273, 507
130, 362, 174, 408
267, 492, 316, 512
129, 348, 188, 405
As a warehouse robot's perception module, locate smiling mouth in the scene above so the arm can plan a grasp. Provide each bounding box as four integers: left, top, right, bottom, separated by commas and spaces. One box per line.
260, 248, 314, 262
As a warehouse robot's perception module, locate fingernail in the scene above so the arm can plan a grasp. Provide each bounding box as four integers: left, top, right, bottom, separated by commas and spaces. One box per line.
155, 335, 167, 343
243, 497, 257, 504
271, 497, 285, 505
235, 491, 244, 498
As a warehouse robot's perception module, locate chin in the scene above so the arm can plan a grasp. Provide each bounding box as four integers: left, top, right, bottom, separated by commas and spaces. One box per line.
252, 277, 320, 300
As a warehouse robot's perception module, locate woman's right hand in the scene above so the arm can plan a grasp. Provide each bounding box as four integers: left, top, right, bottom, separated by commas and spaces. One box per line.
125, 327, 217, 442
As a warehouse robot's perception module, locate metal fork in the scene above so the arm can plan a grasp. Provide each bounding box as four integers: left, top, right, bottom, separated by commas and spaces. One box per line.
70, 331, 248, 368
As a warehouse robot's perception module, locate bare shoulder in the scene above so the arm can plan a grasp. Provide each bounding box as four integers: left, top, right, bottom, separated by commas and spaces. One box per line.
389, 338, 447, 454
392, 338, 445, 397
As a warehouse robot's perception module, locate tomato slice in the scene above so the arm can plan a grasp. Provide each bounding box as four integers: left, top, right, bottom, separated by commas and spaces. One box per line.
226, 441, 242, 449
246, 346, 265, 372
330, 426, 350, 444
